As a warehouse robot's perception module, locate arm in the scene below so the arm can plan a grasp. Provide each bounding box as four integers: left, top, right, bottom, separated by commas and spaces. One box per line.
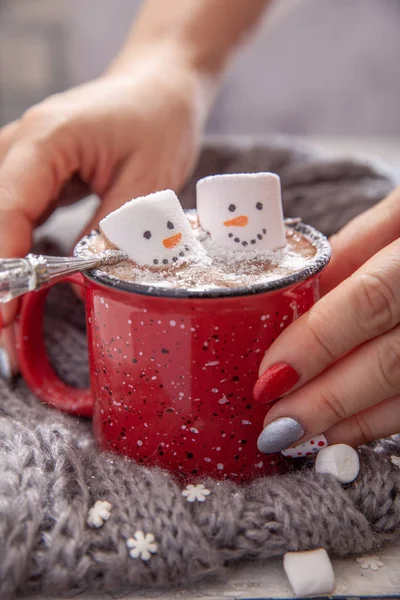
110, 0, 270, 77
107, 0, 271, 118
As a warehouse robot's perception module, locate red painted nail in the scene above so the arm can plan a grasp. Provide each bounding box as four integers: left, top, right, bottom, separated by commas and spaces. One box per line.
253, 362, 300, 404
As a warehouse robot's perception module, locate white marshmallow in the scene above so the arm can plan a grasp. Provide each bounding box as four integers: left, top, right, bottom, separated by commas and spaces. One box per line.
315, 444, 360, 484
283, 549, 335, 597
100, 190, 204, 268
196, 173, 286, 252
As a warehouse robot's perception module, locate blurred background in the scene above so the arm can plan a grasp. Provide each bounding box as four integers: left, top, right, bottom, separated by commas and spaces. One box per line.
0, 0, 400, 136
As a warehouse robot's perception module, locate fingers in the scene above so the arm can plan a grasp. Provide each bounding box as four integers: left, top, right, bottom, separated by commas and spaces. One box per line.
79, 153, 174, 241
261, 321, 400, 444
0, 142, 47, 326
256, 186, 400, 454
325, 395, 400, 447
0, 298, 20, 329
278, 396, 400, 458
0, 134, 77, 258
0, 121, 18, 163
0, 325, 19, 378
321, 185, 400, 295
256, 238, 400, 402
0, 124, 22, 325
0, 111, 78, 330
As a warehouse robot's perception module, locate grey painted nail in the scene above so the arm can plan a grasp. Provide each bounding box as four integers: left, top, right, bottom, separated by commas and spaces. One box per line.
257, 418, 305, 454
0, 348, 12, 381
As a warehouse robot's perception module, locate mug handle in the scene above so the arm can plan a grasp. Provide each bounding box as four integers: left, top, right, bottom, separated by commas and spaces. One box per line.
17, 273, 93, 417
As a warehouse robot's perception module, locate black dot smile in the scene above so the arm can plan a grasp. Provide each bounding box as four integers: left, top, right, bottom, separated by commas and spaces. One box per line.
146, 220, 192, 266
228, 228, 267, 246
224, 201, 266, 246
153, 244, 191, 266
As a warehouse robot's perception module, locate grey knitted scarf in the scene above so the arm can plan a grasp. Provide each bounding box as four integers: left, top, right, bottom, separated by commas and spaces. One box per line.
1, 140, 400, 599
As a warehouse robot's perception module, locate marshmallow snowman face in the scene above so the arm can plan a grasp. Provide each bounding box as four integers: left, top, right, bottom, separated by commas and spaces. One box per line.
196, 173, 286, 251
100, 190, 203, 267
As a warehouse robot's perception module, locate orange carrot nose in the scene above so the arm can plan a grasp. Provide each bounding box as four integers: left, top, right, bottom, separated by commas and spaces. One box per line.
223, 215, 249, 227
163, 232, 182, 248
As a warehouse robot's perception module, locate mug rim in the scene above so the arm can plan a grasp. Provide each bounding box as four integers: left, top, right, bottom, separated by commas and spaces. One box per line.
76, 220, 331, 299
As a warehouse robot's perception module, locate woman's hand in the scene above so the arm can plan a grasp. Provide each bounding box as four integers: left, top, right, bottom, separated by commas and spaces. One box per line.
0, 57, 207, 375
254, 185, 400, 454
0, 61, 204, 256
0, 56, 206, 318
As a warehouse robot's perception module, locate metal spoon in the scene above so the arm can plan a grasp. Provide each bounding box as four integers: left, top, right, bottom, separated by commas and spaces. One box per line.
0, 250, 126, 303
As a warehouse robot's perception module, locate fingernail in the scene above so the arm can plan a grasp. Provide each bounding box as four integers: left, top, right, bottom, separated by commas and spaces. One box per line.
281, 434, 328, 458
253, 362, 300, 404
257, 417, 304, 454
0, 347, 12, 381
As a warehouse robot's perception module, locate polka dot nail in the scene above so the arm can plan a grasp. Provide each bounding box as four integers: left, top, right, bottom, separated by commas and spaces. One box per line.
281, 434, 328, 458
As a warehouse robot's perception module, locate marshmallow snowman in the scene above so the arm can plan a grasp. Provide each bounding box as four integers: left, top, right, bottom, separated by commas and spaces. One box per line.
196, 173, 286, 251
100, 190, 203, 268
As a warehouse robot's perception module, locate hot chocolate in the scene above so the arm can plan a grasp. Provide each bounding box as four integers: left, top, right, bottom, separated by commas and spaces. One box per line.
77, 212, 317, 292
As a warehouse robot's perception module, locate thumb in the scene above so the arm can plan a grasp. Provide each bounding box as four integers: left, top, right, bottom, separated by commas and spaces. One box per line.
0, 139, 76, 324
76, 155, 161, 246
0, 141, 75, 256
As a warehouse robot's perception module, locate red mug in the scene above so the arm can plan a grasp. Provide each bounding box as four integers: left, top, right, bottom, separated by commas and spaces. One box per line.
17, 222, 331, 482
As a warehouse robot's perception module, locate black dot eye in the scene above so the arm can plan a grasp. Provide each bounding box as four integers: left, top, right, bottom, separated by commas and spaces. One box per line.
143, 230, 152, 239
228, 204, 236, 212
167, 221, 174, 230
256, 202, 263, 211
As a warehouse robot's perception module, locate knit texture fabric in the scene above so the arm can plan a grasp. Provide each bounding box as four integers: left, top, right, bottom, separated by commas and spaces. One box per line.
1, 140, 399, 599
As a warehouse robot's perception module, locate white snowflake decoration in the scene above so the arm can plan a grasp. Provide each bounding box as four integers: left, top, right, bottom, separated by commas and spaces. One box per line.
390, 455, 400, 468
356, 554, 384, 571
182, 483, 211, 503
87, 500, 112, 528
126, 531, 158, 561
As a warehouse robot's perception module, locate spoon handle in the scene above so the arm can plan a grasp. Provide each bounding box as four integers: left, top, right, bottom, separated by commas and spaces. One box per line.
0, 251, 126, 303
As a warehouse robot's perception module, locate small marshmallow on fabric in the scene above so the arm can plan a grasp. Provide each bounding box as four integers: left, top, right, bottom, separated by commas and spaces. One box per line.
100, 190, 204, 268
315, 444, 360, 484
196, 173, 286, 252
283, 549, 335, 597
